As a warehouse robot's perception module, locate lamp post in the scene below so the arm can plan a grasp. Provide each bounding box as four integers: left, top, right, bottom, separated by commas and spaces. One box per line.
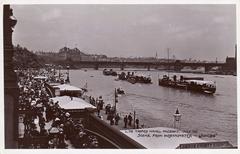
133, 110, 136, 129
66, 65, 70, 83
58, 65, 61, 80
131, 104, 136, 129
173, 108, 182, 129
114, 88, 118, 114
53, 65, 56, 75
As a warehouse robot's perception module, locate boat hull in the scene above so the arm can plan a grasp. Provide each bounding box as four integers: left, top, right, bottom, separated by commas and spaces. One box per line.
158, 79, 216, 94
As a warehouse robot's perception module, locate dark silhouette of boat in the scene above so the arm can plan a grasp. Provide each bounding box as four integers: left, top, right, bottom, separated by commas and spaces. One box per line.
116, 88, 125, 94
127, 76, 137, 84
118, 72, 127, 80
103, 69, 117, 76
158, 75, 216, 94
118, 72, 152, 84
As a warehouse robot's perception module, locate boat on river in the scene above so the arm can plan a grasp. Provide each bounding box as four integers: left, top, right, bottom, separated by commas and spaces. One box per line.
116, 88, 125, 94
118, 72, 152, 84
103, 69, 117, 76
118, 72, 127, 80
158, 75, 216, 94
127, 76, 137, 84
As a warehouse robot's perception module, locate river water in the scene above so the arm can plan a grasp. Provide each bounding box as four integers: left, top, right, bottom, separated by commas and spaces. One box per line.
68, 69, 237, 146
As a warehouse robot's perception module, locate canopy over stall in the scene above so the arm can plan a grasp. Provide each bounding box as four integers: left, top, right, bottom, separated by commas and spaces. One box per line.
50, 96, 96, 110
53, 84, 83, 97
54, 84, 83, 91
34, 76, 48, 80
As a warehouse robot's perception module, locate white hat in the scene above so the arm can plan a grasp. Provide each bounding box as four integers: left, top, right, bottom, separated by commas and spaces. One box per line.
65, 112, 70, 117
59, 128, 63, 132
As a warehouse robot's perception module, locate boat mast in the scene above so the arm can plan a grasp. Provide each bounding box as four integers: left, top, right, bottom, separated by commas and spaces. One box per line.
85, 81, 88, 89
167, 48, 170, 77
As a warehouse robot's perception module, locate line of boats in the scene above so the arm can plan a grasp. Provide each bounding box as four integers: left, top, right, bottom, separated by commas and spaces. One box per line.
103, 69, 152, 84
103, 69, 216, 95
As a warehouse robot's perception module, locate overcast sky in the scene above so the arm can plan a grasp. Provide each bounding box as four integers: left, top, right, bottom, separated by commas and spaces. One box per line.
12, 4, 236, 61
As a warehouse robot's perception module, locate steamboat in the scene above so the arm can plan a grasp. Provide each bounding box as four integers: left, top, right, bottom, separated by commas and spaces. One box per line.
158, 75, 216, 94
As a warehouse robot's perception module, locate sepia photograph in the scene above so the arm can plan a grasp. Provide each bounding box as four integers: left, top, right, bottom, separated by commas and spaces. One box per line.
2, 0, 239, 152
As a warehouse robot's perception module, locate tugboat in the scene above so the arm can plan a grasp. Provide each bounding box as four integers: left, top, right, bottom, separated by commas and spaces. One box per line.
158, 75, 216, 94
103, 69, 117, 76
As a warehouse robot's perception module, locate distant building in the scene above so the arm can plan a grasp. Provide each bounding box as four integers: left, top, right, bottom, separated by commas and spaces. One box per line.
223, 45, 237, 74
36, 47, 108, 62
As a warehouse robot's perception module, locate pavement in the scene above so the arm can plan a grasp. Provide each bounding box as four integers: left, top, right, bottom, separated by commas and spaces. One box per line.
95, 109, 138, 131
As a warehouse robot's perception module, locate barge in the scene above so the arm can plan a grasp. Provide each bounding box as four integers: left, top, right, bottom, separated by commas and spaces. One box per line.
118, 72, 152, 84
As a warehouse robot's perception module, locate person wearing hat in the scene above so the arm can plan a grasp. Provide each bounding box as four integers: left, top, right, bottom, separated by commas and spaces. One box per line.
48, 139, 54, 149
114, 113, 120, 125
98, 96, 104, 110
52, 134, 59, 148
64, 118, 73, 140
128, 113, 133, 126
51, 117, 61, 127
105, 104, 111, 114
60, 123, 64, 128
65, 112, 70, 118
58, 128, 66, 148
124, 115, 128, 128
135, 118, 139, 129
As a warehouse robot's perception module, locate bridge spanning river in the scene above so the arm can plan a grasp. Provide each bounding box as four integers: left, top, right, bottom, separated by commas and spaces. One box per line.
56, 60, 229, 72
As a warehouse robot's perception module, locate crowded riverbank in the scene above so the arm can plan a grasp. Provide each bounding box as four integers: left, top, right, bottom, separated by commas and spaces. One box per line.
16, 68, 145, 149
17, 69, 104, 148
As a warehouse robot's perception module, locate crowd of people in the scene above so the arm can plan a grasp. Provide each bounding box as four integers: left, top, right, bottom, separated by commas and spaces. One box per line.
89, 95, 141, 129
17, 69, 99, 149
88, 94, 123, 127
88, 92, 142, 129
16, 68, 145, 149
123, 114, 140, 129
